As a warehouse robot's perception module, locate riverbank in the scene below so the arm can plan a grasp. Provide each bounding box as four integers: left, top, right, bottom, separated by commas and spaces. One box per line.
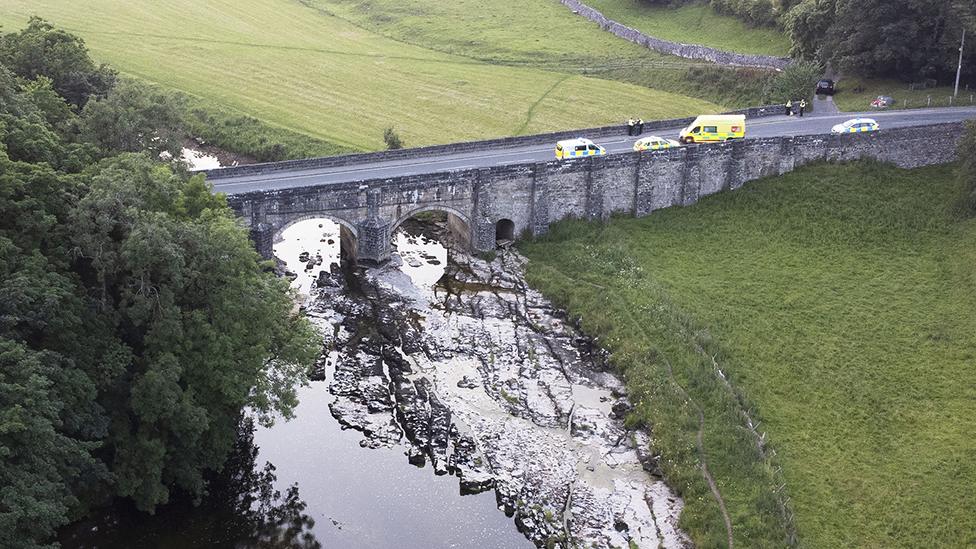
518, 161, 976, 547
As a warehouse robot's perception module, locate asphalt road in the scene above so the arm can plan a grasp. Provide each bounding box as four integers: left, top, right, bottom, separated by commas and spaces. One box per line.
210, 107, 976, 196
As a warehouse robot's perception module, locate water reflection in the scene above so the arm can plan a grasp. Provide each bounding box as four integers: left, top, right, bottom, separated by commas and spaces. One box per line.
273, 219, 343, 297
392, 228, 447, 289
58, 419, 320, 548
257, 216, 528, 548
252, 384, 527, 549
218, 419, 320, 549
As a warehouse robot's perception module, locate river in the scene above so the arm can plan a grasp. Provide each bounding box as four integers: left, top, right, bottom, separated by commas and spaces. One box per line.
59, 214, 687, 548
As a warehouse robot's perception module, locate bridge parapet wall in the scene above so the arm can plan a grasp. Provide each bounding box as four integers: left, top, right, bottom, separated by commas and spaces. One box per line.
228, 123, 964, 264
204, 107, 786, 181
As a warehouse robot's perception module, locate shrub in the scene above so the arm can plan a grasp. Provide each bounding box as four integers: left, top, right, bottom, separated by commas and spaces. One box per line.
383, 126, 403, 150
765, 59, 822, 104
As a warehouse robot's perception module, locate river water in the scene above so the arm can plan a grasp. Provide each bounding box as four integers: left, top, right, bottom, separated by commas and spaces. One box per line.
59, 215, 686, 548
253, 219, 529, 548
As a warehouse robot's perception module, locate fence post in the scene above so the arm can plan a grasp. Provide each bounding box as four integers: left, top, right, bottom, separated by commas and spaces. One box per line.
927, 95, 931, 107
949, 95, 953, 106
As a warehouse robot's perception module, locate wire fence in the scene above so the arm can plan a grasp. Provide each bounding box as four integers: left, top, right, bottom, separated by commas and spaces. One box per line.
880, 93, 976, 109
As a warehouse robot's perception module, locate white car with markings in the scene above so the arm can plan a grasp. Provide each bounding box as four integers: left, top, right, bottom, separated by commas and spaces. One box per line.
633, 135, 681, 152
831, 118, 880, 134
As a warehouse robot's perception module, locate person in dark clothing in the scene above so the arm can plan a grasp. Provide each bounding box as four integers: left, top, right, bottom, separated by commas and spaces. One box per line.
637, 118, 644, 135
799, 99, 807, 117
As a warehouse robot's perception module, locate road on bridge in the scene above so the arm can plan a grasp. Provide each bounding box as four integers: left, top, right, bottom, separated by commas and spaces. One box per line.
209, 107, 976, 196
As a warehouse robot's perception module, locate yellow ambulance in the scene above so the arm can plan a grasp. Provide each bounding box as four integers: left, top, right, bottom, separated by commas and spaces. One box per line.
679, 114, 746, 144
555, 138, 607, 160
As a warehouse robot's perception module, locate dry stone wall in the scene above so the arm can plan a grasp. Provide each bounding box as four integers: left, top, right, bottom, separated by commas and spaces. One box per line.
558, 0, 791, 70
227, 123, 964, 264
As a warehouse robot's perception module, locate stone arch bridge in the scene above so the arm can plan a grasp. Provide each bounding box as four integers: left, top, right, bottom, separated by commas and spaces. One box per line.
221, 123, 962, 265
225, 164, 545, 264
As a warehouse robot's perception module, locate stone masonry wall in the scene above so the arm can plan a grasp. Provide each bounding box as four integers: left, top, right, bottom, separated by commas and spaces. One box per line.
558, 0, 791, 70
227, 123, 964, 263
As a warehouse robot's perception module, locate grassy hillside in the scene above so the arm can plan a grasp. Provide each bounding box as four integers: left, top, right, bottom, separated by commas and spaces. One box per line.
0, 0, 721, 151
305, 0, 784, 109
583, 0, 791, 56
520, 162, 976, 548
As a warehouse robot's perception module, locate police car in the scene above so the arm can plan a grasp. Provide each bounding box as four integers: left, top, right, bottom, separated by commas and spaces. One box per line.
830, 118, 880, 134
633, 136, 680, 152
555, 138, 606, 160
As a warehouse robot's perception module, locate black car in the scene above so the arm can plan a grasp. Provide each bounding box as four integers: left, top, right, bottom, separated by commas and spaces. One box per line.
815, 79, 835, 96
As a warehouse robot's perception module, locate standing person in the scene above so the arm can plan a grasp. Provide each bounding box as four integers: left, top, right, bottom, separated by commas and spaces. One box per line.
637, 118, 644, 135
627, 117, 635, 136
785, 99, 793, 116
799, 99, 807, 117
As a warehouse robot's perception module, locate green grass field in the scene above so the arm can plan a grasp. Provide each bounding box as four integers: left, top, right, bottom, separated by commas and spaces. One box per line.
520, 162, 976, 548
302, 0, 786, 109
583, 0, 791, 56
0, 0, 722, 151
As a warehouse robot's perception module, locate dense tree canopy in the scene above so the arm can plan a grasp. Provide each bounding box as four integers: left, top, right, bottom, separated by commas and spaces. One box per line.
80, 80, 186, 159
645, 0, 976, 83
0, 22, 319, 549
794, 0, 976, 81
0, 17, 116, 108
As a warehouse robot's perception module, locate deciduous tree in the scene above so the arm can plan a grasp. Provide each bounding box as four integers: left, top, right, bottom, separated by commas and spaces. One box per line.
0, 17, 115, 108
80, 80, 186, 160
0, 23, 319, 546
68, 153, 318, 511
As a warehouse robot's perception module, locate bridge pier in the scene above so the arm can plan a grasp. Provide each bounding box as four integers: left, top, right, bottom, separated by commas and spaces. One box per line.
356, 219, 392, 265
250, 223, 275, 260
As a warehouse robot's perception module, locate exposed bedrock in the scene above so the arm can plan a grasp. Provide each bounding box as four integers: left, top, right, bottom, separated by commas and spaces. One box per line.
305, 243, 690, 548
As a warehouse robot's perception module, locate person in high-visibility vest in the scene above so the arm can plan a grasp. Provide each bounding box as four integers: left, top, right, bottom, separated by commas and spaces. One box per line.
786, 99, 793, 116
799, 99, 807, 117
627, 118, 635, 136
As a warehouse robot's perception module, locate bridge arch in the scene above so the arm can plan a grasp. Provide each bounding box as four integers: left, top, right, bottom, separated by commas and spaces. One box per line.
391, 205, 472, 250
276, 213, 359, 239
273, 214, 360, 263
392, 205, 471, 233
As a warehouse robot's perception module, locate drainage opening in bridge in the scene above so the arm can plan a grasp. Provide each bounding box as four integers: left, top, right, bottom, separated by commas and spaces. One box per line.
495, 219, 515, 242
273, 218, 357, 296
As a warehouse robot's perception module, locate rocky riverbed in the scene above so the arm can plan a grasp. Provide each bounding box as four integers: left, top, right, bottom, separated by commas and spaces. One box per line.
289, 218, 690, 549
